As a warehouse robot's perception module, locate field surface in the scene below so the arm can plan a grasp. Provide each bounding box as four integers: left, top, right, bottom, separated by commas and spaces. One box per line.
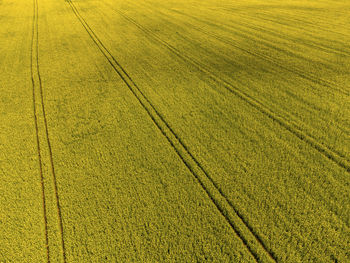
1, 0, 349, 262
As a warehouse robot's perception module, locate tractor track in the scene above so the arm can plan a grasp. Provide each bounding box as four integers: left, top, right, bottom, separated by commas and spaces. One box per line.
109, 7, 350, 173
129, 1, 350, 132
165, 10, 350, 157
65, 0, 278, 262
31, 0, 50, 259
31, 0, 66, 261
221, 11, 350, 58
128, 0, 350, 96
169, 8, 350, 96
247, 9, 350, 39
218, 7, 350, 54
100, 2, 350, 230
118, 1, 350, 139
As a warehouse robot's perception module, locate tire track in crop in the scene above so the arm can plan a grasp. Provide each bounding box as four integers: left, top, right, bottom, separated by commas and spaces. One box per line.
101, 6, 350, 234
125, 0, 350, 96
167, 9, 349, 96
252, 9, 350, 38
31, 0, 67, 261
205, 10, 350, 57
101, 5, 350, 232
65, 1, 277, 262
128, 1, 350, 230
159, 9, 350, 161
220, 7, 350, 45
31, 0, 50, 260
227, 12, 350, 57
111, 9, 350, 173
122, 1, 350, 138
107, 2, 350, 141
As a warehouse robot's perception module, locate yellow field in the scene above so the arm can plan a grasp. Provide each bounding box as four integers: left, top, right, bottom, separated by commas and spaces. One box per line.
1, 0, 349, 262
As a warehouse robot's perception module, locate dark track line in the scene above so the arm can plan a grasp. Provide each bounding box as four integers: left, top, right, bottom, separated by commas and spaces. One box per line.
111, 8, 350, 173
123, 1, 350, 142
250, 10, 350, 40
164, 10, 350, 162
32, 0, 67, 261
218, 7, 350, 50
36, 33, 68, 263
125, 0, 350, 95
102, 2, 350, 234
117, 0, 350, 232
31, 0, 50, 261
162, 8, 349, 96
65, 1, 277, 262
228, 13, 350, 57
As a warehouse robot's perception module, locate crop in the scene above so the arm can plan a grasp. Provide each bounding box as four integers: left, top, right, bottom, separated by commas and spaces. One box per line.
1, 0, 349, 262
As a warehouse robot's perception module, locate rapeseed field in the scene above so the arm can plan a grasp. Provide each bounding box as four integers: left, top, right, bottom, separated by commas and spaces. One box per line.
1, 0, 349, 262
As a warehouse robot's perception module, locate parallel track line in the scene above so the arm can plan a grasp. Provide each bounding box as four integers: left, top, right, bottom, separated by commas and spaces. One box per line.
112, 9, 350, 173
171, 9, 349, 95
65, 1, 278, 262
31, 0, 67, 261
31, 0, 50, 260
